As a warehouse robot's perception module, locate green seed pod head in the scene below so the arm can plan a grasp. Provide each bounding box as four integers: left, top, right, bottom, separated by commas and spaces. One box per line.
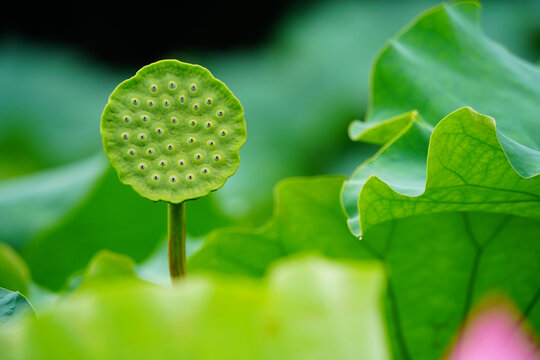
100, 60, 246, 203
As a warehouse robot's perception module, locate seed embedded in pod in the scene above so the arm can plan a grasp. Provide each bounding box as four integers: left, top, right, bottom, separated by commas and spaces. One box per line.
190, 84, 197, 92
205, 121, 212, 128
219, 130, 227, 137
179, 95, 185, 103
178, 160, 185, 166
189, 120, 197, 127
150, 85, 158, 93
167, 144, 174, 151
216, 110, 224, 117
139, 163, 147, 170
201, 168, 209, 174
206, 98, 212, 105
122, 133, 129, 140
156, 128, 163, 134
170, 176, 177, 183
132, 98, 140, 106
147, 148, 155, 155
128, 149, 136, 156
207, 140, 215, 146
123, 115, 131, 123
213, 154, 220, 161
169, 81, 176, 89
160, 160, 167, 167
148, 100, 155, 107
152, 174, 160, 181
194, 153, 202, 160
142, 115, 150, 122
193, 104, 199, 111
163, 99, 170, 107
138, 134, 147, 140
171, 117, 178, 124
187, 137, 195, 144
186, 174, 194, 181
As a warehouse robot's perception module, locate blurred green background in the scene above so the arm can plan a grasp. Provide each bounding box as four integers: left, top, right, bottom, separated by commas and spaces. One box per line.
1, 0, 539, 292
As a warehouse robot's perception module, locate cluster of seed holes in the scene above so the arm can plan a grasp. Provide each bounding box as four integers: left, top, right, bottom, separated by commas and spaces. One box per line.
119, 78, 234, 187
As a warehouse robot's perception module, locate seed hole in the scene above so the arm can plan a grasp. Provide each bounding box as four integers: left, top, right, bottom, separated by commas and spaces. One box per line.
142, 115, 149, 122
219, 130, 227, 137
206, 98, 212, 105
190, 84, 197, 91
189, 120, 197, 127
207, 140, 215, 146
128, 149, 136, 156
193, 104, 199, 111
205, 122, 212, 128
194, 153, 202, 160
178, 160, 186, 166
156, 128, 163, 134
186, 174, 194, 181
179, 95, 185, 103
123, 115, 131, 123
139, 163, 147, 170
160, 160, 167, 167
216, 110, 224, 117
138, 134, 147, 140
122, 133, 129, 140
163, 99, 170, 107
132, 98, 139, 106
169, 81, 176, 89
148, 100, 155, 107
170, 176, 177, 183
152, 174, 160, 181
201, 168, 209, 174
167, 144, 174, 151
171, 117, 178, 124
213, 155, 220, 161
150, 85, 158, 93
187, 137, 195, 144
147, 148, 155, 155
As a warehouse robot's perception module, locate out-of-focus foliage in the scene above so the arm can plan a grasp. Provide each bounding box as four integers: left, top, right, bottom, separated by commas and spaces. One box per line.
0, 243, 30, 295
0, 257, 389, 360
0, 288, 33, 325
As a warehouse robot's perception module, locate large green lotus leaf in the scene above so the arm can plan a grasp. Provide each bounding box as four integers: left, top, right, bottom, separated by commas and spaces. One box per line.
349, 1, 540, 153
0, 257, 389, 360
189, 173, 540, 360
343, 108, 540, 236
0, 288, 34, 326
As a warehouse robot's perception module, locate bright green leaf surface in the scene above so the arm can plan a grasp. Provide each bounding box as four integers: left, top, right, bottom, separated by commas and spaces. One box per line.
0, 257, 389, 360
349, 1, 540, 152
343, 108, 540, 236
0, 288, 33, 326
0, 243, 30, 295
190, 175, 540, 360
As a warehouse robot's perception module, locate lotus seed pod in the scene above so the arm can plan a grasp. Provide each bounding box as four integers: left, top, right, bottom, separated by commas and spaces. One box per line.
100, 59, 247, 203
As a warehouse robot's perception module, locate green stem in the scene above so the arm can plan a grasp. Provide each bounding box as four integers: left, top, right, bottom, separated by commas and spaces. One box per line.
168, 202, 186, 279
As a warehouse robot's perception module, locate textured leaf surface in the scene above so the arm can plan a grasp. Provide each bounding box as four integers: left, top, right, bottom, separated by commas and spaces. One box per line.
349, 1, 540, 152
0, 257, 389, 360
101, 59, 246, 203
0, 288, 33, 325
190, 175, 540, 360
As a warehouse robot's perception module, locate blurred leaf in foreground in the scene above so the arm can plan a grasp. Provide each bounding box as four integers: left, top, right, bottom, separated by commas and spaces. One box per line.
0, 256, 389, 360
0, 288, 33, 326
